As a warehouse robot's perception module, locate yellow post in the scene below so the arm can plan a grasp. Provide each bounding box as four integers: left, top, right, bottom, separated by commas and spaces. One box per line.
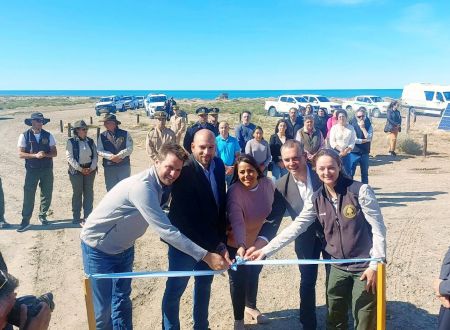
84, 278, 97, 330
376, 263, 386, 330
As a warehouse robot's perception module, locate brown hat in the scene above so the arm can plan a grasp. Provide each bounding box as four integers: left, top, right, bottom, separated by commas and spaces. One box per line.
153, 111, 167, 120
100, 113, 121, 125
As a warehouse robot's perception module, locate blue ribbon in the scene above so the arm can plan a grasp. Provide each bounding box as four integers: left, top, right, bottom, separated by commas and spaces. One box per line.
89, 258, 382, 280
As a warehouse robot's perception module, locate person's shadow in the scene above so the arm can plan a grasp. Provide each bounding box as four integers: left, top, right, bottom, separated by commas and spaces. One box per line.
2, 219, 82, 231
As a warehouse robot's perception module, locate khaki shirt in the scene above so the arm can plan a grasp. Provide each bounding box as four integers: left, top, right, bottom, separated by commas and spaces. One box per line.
146, 127, 176, 162
171, 114, 187, 144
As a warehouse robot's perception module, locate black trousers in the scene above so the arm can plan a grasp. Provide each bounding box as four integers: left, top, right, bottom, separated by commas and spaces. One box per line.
294, 223, 328, 330
439, 306, 450, 330
227, 246, 263, 321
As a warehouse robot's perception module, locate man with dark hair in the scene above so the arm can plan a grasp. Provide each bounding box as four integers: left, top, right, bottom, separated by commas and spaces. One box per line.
235, 111, 256, 152
286, 107, 304, 139
97, 114, 133, 191
162, 130, 230, 330
183, 107, 218, 153
208, 107, 220, 135
17, 112, 57, 232
81, 142, 227, 329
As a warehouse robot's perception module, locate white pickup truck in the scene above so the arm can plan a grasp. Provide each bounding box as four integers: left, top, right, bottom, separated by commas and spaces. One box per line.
302, 95, 342, 113
95, 96, 126, 116
264, 95, 318, 117
342, 95, 390, 118
144, 94, 167, 118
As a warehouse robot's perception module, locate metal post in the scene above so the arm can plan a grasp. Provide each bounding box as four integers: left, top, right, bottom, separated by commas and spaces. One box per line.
59, 120, 64, 133
137, 114, 140, 124
423, 134, 428, 157
376, 263, 386, 330
406, 108, 411, 134
96, 127, 100, 141
83, 278, 96, 330
68, 123, 72, 137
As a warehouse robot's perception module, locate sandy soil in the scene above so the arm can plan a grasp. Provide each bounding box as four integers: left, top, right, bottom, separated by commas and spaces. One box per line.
0, 103, 449, 329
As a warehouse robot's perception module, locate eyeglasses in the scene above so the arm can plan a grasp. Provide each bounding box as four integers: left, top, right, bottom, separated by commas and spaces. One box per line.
0, 270, 8, 290
356, 116, 364, 119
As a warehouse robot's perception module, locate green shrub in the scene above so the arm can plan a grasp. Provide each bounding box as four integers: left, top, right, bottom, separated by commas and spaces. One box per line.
397, 136, 422, 155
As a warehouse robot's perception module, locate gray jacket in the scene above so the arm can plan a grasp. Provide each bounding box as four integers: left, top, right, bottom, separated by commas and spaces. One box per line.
80, 167, 207, 261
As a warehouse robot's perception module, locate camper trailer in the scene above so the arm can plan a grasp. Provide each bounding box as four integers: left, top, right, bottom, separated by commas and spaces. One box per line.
401, 83, 450, 116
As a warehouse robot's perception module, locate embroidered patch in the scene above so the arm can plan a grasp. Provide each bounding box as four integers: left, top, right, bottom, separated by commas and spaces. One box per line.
41, 137, 49, 145
343, 204, 357, 219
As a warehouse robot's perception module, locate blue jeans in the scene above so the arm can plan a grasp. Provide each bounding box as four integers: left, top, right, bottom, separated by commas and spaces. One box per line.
271, 161, 288, 180
104, 165, 131, 192
81, 241, 134, 330
340, 154, 352, 178
162, 245, 214, 330
349, 153, 369, 184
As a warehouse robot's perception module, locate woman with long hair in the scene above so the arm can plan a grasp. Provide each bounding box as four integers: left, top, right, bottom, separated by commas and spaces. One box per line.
329, 110, 356, 176
269, 119, 289, 179
227, 154, 275, 329
245, 126, 272, 175
384, 100, 402, 156
250, 148, 386, 330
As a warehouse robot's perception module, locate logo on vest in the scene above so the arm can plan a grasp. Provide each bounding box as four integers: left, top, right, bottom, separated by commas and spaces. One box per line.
343, 204, 357, 219
41, 137, 49, 145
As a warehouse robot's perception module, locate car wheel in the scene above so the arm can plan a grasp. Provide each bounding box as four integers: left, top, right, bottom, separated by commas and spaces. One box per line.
268, 107, 278, 117
96, 111, 100, 116
372, 108, 381, 118
346, 105, 353, 111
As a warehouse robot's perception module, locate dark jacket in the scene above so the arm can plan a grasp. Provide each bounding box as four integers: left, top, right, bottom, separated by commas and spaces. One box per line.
235, 123, 256, 152
183, 122, 218, 153
314, 114, 328, 138
100, 129, 130, 167
285, 116, 304, 140
168, 155, 227, 252
349, 117, 372, 155
384, 109, 402, 133
313, 176, 372, 272
23, 129, 53, 169
269, 134, 285, 163
259, 166, 323, 244
439, 247, 450, 296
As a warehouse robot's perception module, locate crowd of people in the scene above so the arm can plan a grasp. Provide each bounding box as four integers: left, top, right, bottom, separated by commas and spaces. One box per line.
0, 99, 448, 330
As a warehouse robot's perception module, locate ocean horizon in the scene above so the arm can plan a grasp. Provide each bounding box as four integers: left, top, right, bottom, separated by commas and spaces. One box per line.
0, 89, 402, 99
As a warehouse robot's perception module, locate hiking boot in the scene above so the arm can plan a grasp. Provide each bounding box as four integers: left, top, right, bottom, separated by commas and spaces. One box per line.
17, 223, 32, 232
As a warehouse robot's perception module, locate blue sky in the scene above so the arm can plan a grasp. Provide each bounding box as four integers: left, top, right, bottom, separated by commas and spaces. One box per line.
0, 0, 449, 89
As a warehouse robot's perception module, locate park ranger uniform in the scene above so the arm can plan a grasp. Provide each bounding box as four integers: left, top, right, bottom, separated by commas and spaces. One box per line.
170, 106, 187, 144
146, 111, 176, 163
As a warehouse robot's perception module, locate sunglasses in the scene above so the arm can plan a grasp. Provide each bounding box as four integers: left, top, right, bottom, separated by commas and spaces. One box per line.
0, 270, 8, 290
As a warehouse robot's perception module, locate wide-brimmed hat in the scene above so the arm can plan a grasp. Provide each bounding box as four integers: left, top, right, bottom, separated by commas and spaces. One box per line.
209, 107, 220, 115
196, 107, 209, 115
24, 112, 50, 126
72, 120, 88, 130
153, 111, 167, 120
100, 113, 121, 125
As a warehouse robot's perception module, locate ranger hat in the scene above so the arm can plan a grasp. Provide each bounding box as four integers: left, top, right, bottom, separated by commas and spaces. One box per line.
196, 107, 209, 115
100, 113, 121, 125
209, 107, 220, 115
25, 112, 50, 126
72, 120, 88, 130
153, 111, 167, 120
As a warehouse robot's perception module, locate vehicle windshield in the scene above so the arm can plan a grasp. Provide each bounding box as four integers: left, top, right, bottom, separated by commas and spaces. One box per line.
317, 96, 330, 102
149, 96, 167, 102
294, 97, 308, 102
99, 97, 113, 102
122, 96, 132, 100
443, 92, 450, 101
370, 96, 383, 103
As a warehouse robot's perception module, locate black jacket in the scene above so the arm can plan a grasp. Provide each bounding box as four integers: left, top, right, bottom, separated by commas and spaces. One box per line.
168, 155, 227, 252
384, 109, 402, 133
286, 117, 304, 139
183, 122, 218, 153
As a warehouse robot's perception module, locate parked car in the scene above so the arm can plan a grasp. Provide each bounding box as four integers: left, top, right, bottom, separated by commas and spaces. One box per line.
135, 96, 144, 108
95, 96, 124, 116
342, 95, 390, 118
401, 83, 450, 116
121, 96, 139, 110
144, 94, 167, 117
302, 94, 342, 113
264, 95, 319, 117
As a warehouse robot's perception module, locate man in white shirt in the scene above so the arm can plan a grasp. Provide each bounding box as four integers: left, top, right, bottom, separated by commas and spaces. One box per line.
250, 140, 325, 330
17, 112, 57, 232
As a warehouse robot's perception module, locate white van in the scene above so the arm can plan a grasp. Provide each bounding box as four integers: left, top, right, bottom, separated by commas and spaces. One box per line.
401, 83, 450, 116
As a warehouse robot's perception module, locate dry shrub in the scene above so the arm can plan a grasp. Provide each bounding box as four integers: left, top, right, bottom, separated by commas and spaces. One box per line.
398, 136, 422, 155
